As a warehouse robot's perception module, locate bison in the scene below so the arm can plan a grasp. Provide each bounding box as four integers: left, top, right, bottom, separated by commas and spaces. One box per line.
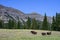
41, 32, 46, 36
30, 31, 37, 35
47, 32, 51, 35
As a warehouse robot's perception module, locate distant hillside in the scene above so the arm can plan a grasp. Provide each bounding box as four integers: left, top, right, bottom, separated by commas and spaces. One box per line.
0, 5, 52, 23
26, 12, 52, 23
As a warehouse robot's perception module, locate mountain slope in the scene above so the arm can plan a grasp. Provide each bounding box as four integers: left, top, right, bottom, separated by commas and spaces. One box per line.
26, 12, 52, 23
0, 5, 52, 23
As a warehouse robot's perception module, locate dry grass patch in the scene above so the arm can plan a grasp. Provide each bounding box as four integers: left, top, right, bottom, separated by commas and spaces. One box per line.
0, 29, 60, 40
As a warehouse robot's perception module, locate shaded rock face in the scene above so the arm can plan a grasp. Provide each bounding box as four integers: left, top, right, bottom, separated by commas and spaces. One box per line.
0, 5, 52, 23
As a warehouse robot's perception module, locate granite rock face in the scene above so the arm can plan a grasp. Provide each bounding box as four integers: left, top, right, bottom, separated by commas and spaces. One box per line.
0, 5, 52, 23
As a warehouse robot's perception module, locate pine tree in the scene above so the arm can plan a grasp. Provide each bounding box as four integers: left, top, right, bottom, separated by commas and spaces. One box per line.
17, 20, 21, 29
42, 13, 49, 30
13, 21, 17, 29
8, 19, 15, 29
51, 16, 56, 30
26, 17, 31, 29
17, 16, 22, 29
0, 20, 3, 28
8, 19, 12, 29
31, 18, 38, 29
55, 13, 60, 31
36, 21, 40, 29
12, 20, 15, 29
23, 23, 26, 29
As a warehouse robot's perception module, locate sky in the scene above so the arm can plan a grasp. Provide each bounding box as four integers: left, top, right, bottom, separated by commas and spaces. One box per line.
0, 0, 60, 17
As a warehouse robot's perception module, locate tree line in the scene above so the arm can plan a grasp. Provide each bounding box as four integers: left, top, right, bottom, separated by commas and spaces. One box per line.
0, 13, 60, 31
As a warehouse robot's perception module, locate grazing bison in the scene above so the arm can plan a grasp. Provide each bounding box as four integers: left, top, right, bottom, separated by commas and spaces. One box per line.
47, 32, 51, 35
41, 32, 46, 36
30, 31, 37, 35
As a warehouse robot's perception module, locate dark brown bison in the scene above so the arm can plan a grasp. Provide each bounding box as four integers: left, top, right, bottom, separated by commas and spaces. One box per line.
30, 31, 37, 35
41, 32, 46, 36
47, 32, 51, 35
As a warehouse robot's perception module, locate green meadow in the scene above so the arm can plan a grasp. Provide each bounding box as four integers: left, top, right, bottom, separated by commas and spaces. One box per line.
0, 29, 60, 40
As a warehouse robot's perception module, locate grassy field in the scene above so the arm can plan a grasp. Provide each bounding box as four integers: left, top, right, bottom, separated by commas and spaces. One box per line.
0, 29, 60, 40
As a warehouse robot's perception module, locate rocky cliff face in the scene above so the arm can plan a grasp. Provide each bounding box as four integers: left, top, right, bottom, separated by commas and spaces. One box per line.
0, 5, 52, 23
